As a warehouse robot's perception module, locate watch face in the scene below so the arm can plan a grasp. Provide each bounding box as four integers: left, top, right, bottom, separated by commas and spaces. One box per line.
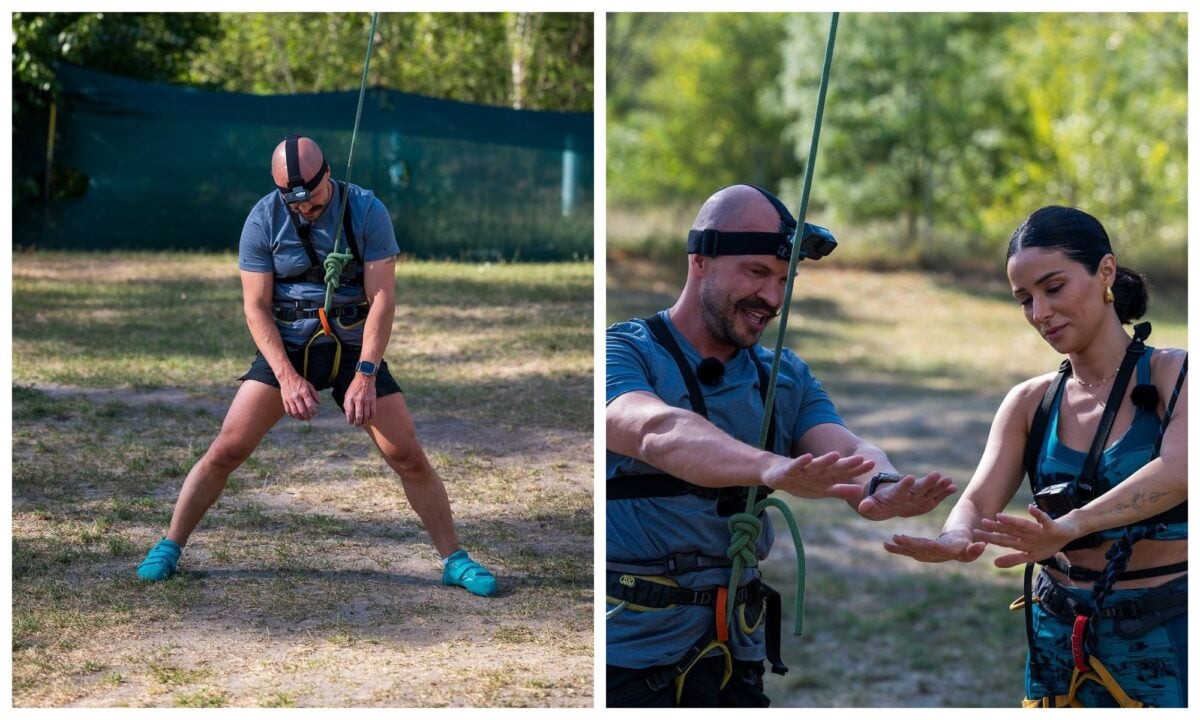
357, 360, 377, 375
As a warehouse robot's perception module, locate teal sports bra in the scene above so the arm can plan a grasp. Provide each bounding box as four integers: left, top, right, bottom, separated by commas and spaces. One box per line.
1036, 346, 1187, 541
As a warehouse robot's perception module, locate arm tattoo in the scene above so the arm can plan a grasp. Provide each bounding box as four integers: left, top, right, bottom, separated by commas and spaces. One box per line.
1097, 489, 1172, 518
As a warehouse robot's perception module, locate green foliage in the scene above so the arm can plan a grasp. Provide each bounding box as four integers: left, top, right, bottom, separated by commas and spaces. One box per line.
994, 14, 1187, 279
607, 13, 803, 204
11, 12, 219, 118
778, 13, 1026, 257
609, 12, 1187, 283
13, 12, 591, 111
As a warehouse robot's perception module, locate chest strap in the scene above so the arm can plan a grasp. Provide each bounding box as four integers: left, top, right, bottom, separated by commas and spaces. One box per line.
1027, 324, 1166, 551
607, 314, 778, 510
277, 181, 365, 288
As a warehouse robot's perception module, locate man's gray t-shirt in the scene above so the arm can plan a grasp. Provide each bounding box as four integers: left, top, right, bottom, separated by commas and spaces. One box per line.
606, 311, 844, 669
238, 180, 399, 349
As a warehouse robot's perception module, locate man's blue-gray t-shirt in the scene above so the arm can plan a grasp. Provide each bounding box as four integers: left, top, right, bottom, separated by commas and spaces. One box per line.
238, 180, 400, 350
606, 311, 844, 669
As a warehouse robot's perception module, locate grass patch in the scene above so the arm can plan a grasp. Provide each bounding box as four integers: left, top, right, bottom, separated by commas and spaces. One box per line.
10, 252, 593, 708
173, 689, 228, 707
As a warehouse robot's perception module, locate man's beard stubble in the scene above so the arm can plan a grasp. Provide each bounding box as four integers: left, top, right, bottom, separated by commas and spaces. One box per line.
698, 279, 773, 350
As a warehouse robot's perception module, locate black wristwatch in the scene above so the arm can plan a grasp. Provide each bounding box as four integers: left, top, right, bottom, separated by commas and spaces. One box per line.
867, 472, 906, 496
355, 359, 378, 377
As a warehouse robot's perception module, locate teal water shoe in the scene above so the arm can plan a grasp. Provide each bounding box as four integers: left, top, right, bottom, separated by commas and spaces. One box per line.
137, 538, 181, 582
442, 549, 497, 597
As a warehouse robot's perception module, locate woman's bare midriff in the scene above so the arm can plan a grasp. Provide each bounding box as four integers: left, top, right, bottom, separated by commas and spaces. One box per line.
1047, 538, 1187, 590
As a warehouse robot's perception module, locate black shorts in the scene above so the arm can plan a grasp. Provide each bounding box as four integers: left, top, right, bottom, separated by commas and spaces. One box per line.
239, 341, 402, 410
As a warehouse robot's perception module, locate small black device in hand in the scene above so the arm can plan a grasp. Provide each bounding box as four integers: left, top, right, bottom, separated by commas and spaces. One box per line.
867, 472, 905, 496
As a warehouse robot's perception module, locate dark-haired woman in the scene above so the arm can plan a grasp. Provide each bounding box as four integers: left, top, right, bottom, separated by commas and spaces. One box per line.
886, 205, 1187, 707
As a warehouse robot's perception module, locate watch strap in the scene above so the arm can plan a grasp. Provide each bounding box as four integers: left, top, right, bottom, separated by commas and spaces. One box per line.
868, 472, 905, 496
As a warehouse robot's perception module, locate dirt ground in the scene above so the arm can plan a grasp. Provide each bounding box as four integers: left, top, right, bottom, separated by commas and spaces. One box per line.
760, 374, 1028, 707
12, 383, 593, 708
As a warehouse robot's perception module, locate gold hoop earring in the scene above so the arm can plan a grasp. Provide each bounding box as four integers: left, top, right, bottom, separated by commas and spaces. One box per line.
1104, 286, 1115, 304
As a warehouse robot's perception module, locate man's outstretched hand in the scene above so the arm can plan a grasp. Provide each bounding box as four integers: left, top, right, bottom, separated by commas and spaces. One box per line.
856, 472, 957, 521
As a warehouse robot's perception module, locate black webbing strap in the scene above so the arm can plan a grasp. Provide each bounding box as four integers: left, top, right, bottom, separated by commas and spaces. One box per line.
606, 572, 762, 610
1077, 322, 1152, 498
279, 134, 329, 196
606, 552, 733, 576
1025, 360, 1070, 484
687, 229, 791, 259
644, 313, 708, 417
1152, 354, 1187, 459
1041, 555, 1187, 583
277, 181, 363, 286
607, 314, 777, 506
642, 313, 777, 451
1025, 322, 1150, 497
606, 474, 724, 501
1038, 571, 1187, 621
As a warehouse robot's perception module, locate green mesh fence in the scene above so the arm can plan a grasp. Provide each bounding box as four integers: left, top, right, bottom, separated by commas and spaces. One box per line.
18, 63, 593, 260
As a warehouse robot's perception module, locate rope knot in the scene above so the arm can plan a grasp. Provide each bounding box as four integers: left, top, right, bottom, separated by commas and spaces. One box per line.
322, 250, 355, 314
726, 511, 763, 568
323, 250, 354, 290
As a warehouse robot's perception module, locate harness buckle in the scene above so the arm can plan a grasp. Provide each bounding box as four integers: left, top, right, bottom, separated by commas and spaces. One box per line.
665, 552, 700, 574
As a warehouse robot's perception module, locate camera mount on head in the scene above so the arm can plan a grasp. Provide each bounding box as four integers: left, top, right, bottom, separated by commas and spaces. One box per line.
276, 134, 330, 204
686, 184, 837, 261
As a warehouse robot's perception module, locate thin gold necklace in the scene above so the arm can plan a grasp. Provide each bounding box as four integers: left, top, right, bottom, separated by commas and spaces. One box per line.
1072, 364, 1120, 390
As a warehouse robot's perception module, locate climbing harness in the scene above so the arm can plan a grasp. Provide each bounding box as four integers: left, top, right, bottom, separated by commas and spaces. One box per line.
274, 13, 379, 382
277, 181, 366, 289
1016, 337, 1188, 708
604, 573, 781, 704
1024, 323, 1186, 543
723, 11, 840, 638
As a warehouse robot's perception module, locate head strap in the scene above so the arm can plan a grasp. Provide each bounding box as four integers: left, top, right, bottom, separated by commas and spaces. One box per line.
687, 184, 797, 259
277, 134, 330, 202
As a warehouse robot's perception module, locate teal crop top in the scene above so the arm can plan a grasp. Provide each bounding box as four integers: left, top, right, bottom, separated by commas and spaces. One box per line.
1036, 346, 1187, 541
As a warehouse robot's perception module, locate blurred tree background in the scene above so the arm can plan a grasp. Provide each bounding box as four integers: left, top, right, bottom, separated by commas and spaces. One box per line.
12, 11, 593, 208
607, 12, 1186, 285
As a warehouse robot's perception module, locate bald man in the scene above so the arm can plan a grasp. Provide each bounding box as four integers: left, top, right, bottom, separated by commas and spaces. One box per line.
136, 136, 497, 597
604, 184, 955, 706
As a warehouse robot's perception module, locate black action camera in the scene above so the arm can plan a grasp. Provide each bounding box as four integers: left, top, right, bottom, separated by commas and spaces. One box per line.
797, 223, 837, 260
1033, 481, 1081, 519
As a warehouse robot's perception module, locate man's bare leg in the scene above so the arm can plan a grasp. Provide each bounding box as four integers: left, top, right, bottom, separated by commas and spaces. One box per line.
364, 392, 458, 555
138, 380, 284, 580
364, 392, 496, 596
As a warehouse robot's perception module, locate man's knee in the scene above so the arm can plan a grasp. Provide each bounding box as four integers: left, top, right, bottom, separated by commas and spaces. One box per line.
381, 436, 431, 477
204, 434, 256, 473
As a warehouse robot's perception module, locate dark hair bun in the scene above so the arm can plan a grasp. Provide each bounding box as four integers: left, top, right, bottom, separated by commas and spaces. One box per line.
1112, 265, 1149, 324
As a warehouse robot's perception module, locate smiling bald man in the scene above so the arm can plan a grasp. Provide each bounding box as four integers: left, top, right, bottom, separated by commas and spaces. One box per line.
604, 184, 956, 706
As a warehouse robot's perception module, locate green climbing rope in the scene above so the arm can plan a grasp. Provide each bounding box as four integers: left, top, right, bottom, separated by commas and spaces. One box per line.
724, 11, 840, 636
324, 12, 380, 315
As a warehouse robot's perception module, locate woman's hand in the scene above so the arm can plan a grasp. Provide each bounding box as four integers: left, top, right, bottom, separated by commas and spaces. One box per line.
975, 504, 1080, 568
884, 526, 986, 563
